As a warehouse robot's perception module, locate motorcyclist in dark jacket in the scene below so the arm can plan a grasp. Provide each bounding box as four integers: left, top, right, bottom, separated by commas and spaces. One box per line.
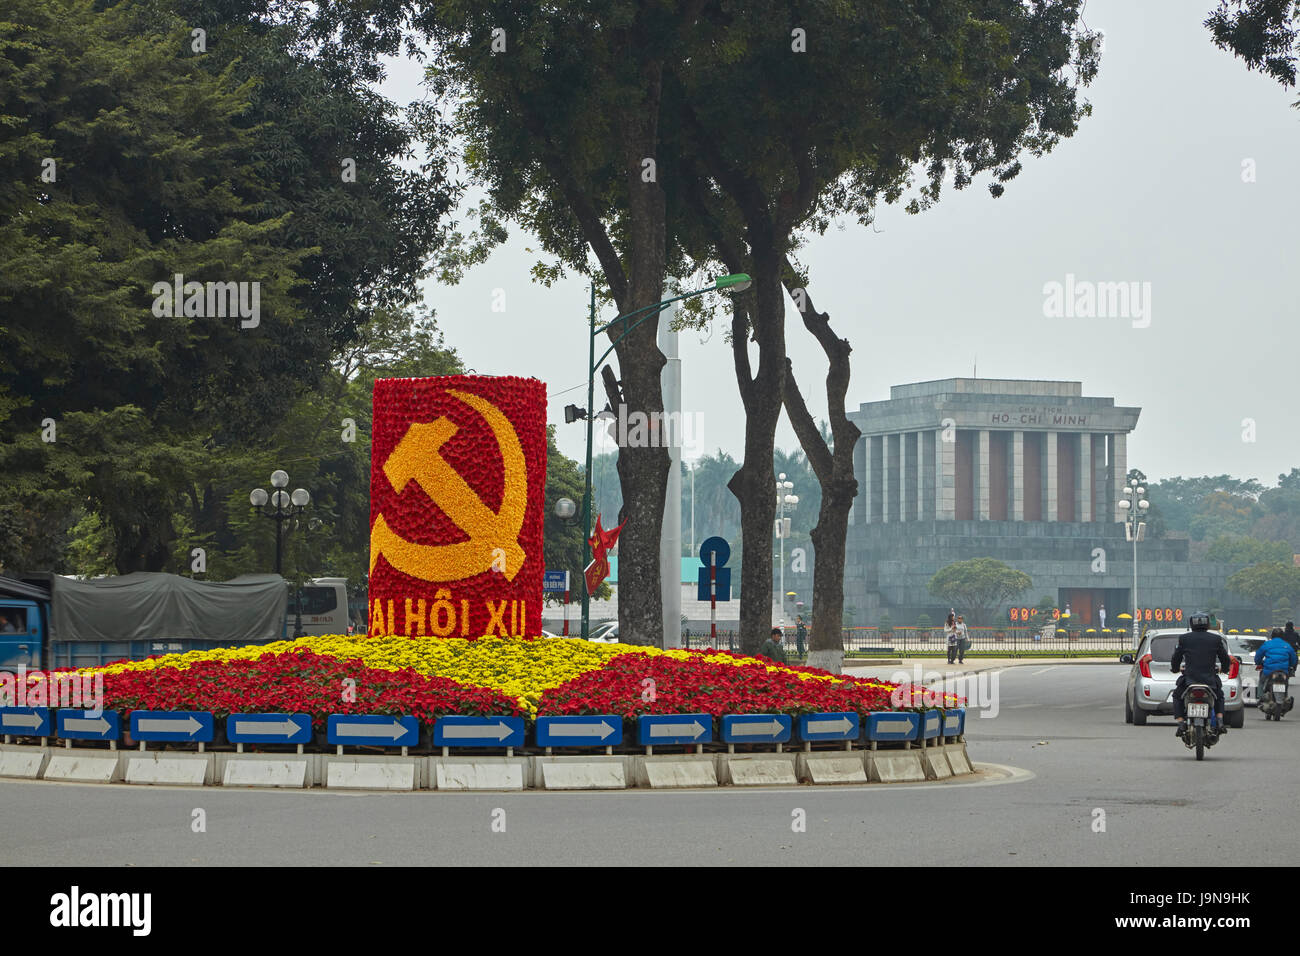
1171, 612, 1232, 737
1282, 622, 1300, 655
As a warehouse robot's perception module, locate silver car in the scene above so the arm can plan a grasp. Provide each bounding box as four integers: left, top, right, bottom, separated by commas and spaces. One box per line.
1224, 637, 1266, 705
1122, 628, 1245, 728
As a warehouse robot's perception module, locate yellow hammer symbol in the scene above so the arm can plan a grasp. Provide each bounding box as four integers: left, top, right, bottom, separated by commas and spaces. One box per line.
371, 389, 528, 582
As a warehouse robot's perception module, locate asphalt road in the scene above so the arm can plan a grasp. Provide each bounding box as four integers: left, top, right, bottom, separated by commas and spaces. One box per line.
1, 664, 1294, 866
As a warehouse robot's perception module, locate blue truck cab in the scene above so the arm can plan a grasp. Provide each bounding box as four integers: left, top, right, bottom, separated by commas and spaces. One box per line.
0, 579, 47, 673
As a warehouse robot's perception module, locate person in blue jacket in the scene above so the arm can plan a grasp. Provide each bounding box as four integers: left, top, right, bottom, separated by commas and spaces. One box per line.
1255, 628, 1298, 683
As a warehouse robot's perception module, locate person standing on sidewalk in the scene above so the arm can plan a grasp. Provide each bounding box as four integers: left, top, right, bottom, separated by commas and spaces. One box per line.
955, 615, 970, 663
945, 611, 959, 664
795, 615, 806, 659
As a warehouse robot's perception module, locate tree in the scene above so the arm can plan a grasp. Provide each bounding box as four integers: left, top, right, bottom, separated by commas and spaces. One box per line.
1206, 1, 1300, 96
1227, 561, 1300, 613
928, 558, 1033, 626
0, 0, 454, 574
1205, 536, 1292, 565
668, 0, 1098, 654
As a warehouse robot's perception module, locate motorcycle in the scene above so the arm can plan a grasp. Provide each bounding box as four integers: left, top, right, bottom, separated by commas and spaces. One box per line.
1178, 682, 1222, 761
1257, 668, 1294, 721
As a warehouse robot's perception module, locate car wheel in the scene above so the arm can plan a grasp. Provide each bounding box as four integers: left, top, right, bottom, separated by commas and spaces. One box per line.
1124, 694, 1133, 724
1227, 708, 1245, 729
1131, 694, 1148, 725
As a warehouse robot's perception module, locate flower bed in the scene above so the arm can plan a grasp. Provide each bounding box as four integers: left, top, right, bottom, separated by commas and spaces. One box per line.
69, 635, 960, 726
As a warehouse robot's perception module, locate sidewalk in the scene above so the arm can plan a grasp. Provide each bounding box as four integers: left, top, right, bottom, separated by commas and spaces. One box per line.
843, 656, 1125, 683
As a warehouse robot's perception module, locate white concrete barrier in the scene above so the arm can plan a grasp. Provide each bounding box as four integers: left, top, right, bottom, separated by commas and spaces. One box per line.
535, 756, 628, 790
432, 757, 526, 790
325, 758, 418, 790
126, 753, 212, 786
796, 753, 868, 785
0, 745, 48, 779
632, 755, 718, 788
221, 756, 310, 788
719, 754, 799, 786
44, 751, 121, 783
865, 750, 927, 783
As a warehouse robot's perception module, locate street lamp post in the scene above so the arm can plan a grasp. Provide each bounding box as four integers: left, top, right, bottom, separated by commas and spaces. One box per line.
565, 274, 751, 644
775, 474, 798, 628
250, 470, 312, 637
1117, 478, 1149, 647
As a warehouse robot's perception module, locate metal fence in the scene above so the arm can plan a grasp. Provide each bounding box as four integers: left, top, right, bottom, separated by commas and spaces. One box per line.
681, 625, 1134, 658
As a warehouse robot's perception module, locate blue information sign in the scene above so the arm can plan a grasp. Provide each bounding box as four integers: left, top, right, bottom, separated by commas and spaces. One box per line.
0, 707, 51, 737
226, 713, 313, 744
130, 710, 215, 743
721, 713, 792, 743
943, 709, 965, 737
920, 710, 943, 739
536, 715, 623, 747
56, 709, 120, 741
797, 711, 860, 741
637, 713, 712, 746
327, 714, 419, 747
543, 570, 570, 593
433, 715, 525, 748
696, 536, 732, 602
865, 711, 919, 742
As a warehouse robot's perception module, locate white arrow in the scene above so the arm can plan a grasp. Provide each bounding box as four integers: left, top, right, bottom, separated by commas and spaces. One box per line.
336, 719, 409, 740
649, 720, 707, 739
551, 720, 616, 740
1, 712, 43, 730
806, 717, 854, 735
137, 716, 203, 736
63, 716, 111, 734
728, 718, 784, 737
233, 718, 302, 738
442, 720, 515, 741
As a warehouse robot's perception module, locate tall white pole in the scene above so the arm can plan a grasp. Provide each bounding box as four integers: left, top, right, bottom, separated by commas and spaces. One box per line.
660, 305, 683, 649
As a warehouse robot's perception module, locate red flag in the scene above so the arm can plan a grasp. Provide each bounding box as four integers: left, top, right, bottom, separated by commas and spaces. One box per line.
584, 515, 625, 595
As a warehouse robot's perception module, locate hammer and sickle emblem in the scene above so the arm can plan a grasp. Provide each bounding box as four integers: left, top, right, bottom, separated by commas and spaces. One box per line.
371, 389, 528, 582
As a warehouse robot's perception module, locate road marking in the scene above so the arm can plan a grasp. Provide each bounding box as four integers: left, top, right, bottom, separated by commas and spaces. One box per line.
1028, 667, 1058, 676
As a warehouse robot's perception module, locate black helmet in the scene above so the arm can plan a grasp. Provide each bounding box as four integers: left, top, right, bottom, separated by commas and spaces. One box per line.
1188, 612, 1210, 631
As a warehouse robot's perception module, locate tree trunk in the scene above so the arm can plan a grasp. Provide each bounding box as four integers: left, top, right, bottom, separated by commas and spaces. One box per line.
779, 269, 860, 674
728, 250, 786, 656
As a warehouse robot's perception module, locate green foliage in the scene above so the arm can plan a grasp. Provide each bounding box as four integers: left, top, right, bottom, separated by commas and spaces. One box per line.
1227, 561, 1300, 612
1206, 1, 1300, 92
928, 558, 1033, 626
915, 612, 931, 629
1205, 536, 1291, 565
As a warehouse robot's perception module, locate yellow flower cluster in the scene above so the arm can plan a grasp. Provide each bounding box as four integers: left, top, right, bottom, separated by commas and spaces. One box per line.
79, 635, 856, 715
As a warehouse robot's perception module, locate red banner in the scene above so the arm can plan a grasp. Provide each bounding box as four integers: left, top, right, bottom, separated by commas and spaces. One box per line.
369, 375, 547, 638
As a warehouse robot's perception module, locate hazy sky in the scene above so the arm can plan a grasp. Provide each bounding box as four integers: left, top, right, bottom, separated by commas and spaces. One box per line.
379, 0, 1300, 487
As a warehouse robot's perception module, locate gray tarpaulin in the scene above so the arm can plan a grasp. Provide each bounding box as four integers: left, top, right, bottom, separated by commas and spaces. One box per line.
50, 572, 287, 643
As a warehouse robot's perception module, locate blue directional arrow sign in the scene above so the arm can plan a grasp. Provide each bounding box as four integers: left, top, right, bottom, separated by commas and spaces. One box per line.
536, 715, 623, 747
721, 713, 792, 743
226, 713, 312, 744
327, 714, 419, 747
130, 710, 214, 743
865, 711, 919, 742
637, 713, 712, 746
56, 709, 120, 741
797, 711, 860, 742
0, 707, 51, 736
943, 709, 965, 737
696, 536, 732, 602
433, 715, 524, 748
920, 710, 943, 739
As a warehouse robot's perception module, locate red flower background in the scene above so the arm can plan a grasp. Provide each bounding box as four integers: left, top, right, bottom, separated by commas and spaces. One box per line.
370, 375, 547, 639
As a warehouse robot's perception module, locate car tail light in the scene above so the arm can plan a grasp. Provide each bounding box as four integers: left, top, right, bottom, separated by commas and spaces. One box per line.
1138, 654, 1152, 679
1228, 656, 1239, 679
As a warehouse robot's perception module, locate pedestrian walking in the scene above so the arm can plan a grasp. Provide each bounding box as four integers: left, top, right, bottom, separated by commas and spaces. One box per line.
795, 615, 806, 659
955, 615, 970, 663
945, 611, 958, 664
759, 627, 787, 664
1283, 621, 1300, 655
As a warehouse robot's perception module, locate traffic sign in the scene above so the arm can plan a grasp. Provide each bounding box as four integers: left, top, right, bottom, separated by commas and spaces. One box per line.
226, 713, 313, 744
543, 570, 570, 593
943, 709, 965, 737
535, 715, 622, 747
327, 714, 419, 747
130, 711, 214, 742
865, 711, 918, 742
637, 713, 712, 746
0, 707, 51, 736
797, 711, 859, 741
56, 709, 120, 741
721, 714, 792, 743
696, 536, 732, 602
433, 715, 524, 747
920, 710, 943, 739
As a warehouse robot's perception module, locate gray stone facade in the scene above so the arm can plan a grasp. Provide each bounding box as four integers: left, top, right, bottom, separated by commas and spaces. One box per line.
845, 379, 1254, 626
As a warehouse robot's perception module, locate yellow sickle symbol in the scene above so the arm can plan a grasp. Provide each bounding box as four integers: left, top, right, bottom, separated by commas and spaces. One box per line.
371, 389, 528, 582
